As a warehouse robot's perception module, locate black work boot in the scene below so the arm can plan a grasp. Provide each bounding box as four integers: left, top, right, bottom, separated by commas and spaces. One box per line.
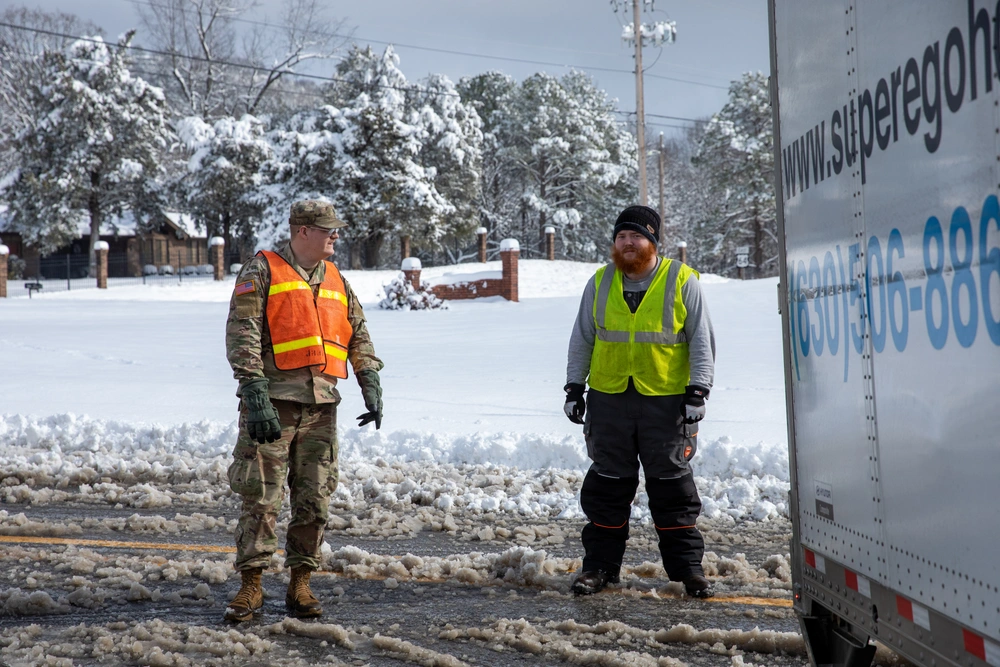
571, 570, 620, 596
286, 566, 323, 618
683, 574, 714, 598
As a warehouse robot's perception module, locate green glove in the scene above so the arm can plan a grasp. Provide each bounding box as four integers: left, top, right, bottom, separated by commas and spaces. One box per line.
242, 378, 281, 444
356, 369, 383, 430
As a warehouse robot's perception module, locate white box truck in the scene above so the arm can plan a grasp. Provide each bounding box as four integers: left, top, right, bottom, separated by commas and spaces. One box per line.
768, 2, 1000, 666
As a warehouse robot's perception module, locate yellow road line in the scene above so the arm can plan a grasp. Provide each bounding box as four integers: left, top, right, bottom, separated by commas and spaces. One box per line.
0, 535, 794, 609
603, 587, 793, 607
0, 534, 240, 553
707, 595, 792, 608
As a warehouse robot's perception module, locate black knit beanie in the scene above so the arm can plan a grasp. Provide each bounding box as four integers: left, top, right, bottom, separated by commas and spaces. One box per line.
613, 205, 660, 245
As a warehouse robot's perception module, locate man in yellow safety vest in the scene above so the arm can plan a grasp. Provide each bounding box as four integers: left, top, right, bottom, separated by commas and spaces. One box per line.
563, 204, 716, 598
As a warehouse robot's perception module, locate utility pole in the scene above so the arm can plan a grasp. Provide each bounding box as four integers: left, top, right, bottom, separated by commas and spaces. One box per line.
633, 0, 647, 206
658, 132, 665, 226
613, 1, 676, 206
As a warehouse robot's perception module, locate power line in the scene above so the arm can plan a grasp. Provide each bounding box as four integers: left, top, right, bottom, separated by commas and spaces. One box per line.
121, 0, 730, 91
123, 64, 329, 104
125, 0, 622, 61
2, 21, 711, 122
612, 117, 697, 131
0, 20, 458, 99
644, 121, 696, 131
644, 71, 726, 89
369, 44, 728, 90
649, 112, 708, 124
0, 21, 715, 124
613, 110, 708, 124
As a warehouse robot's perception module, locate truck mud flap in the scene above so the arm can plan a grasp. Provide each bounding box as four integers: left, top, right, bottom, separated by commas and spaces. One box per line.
800, 613, 876, 667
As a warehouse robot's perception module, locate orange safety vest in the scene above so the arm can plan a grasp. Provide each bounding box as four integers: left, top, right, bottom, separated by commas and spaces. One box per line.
259, 250, 352, 378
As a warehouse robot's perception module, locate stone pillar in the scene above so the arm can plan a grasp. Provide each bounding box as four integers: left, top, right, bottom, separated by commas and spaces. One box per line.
209, 236, 226, 281
401, 235, 411, 262
677, 241, 687, 265
476, 227, 487, 263
499, 238, 519, 302
95, 241, 109, 289
402, 257, 422, 291
0, 244, 8, 298
544, 226, 555, 260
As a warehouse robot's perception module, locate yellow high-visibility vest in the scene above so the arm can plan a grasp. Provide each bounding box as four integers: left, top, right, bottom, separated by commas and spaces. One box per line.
588, 258, 695, 396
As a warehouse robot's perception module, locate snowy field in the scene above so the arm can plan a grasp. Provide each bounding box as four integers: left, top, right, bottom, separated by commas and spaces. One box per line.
0, 259, 864, 667
0, 260, 789, 521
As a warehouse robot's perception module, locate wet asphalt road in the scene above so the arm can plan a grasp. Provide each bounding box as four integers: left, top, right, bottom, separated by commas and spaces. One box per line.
0, 502, 808, 666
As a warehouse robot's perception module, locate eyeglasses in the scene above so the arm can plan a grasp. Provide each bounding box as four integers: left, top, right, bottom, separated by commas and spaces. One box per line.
304, 226, 339, 238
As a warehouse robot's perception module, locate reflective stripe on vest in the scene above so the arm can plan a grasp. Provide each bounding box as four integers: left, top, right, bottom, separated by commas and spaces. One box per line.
589, 258, 694, 396
260, 250, 353, 378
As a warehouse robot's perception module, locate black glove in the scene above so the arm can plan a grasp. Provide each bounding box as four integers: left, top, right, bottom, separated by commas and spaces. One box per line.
681, 385, 710, 424
242, 378, 281, 444
356, 369, 383, 429
563, 383, 586, 424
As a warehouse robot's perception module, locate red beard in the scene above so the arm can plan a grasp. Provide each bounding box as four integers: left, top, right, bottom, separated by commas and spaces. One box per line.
611, 240, 657, 275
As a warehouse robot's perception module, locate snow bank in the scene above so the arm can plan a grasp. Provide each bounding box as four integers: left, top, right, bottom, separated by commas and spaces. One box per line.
0, 413, 788, 521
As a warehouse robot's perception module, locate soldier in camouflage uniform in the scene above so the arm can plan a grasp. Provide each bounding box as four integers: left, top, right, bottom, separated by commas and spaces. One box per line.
223, 200, 384, 622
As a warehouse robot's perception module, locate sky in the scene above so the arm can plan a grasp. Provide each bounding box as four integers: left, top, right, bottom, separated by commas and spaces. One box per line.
8, 0, 772, 137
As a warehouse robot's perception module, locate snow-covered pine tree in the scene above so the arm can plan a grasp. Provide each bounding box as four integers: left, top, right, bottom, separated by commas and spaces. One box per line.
557, 70, 636, 260
175, 114, 273, 263
459, 71, 636, 262
0, 32, 170, 270
320, 45, 452, 268
255, 105, 340, 252
512, 73, 579, 258
0, 7, 103, 179
692, 71, 776, 277
656, 125, 719, 264
408, 73, 483, 263
456, 72, 522, 260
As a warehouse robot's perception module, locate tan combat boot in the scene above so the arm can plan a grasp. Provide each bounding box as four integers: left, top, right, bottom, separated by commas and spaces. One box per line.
285, 566, 322, 618
224, 567, 264, 622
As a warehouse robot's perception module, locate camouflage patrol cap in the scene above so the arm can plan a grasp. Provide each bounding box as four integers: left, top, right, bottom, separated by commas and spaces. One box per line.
288, 200, 347, 229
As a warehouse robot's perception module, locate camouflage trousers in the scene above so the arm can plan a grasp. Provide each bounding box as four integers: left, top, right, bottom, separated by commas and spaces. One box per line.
228, 399, 339, 571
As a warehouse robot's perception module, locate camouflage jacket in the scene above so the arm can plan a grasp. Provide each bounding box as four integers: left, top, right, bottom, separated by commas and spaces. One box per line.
225, 243, 383, 404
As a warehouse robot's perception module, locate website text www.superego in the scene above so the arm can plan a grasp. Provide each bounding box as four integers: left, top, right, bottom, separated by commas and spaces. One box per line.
781, 2, 1000, 196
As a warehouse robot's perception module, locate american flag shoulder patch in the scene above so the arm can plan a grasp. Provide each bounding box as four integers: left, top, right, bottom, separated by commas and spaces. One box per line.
235, 280, 256, 296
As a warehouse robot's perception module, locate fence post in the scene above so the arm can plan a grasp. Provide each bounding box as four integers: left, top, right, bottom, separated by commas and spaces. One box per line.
544, 226, 555, 260
476, 227, 487, 263
676, 241, 687, 265
499, 238, 519, 302
94, 241, 109, 289
66, 254, 71, 291
209, 236, 226, 281
401, 257, 422, 291
0, 244, 8, 298
126, 238, 141, 277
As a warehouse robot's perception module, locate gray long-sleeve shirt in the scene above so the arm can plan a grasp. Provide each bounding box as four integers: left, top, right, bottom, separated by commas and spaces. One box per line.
566, 257, 716, 390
